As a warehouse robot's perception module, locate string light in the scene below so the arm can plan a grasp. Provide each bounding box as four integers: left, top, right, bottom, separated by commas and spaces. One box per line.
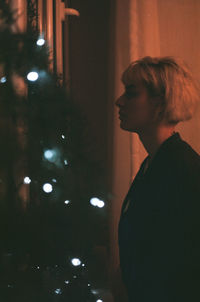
90, 197, 105, 208
61, 134, 65, 139
44, 149, 55, 160
27, 71, 39, 81
0, 76, 6, 83
64, 200, 70, 205
54, 288, 62, 295
97, 199, 105, 208
23, 176, 31, 184
36, 38, 45, 46
96, 300, 103, 302
71, 258, 81, 266
43, 183, 53, 193
90, 198, 98, 206
64, 159, 68, 165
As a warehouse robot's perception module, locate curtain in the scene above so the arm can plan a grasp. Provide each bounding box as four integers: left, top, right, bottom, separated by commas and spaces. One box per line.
109, 0, 200, 299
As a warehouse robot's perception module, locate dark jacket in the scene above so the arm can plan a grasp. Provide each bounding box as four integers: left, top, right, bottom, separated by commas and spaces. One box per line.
118, 133, 200, 302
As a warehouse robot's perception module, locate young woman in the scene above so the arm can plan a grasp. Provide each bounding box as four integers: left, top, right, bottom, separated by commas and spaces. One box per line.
116, 56, 200, 302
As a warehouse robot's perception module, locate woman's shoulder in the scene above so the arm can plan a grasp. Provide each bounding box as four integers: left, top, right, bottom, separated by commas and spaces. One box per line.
172, 136, 200, 165
163, 133, 200, 180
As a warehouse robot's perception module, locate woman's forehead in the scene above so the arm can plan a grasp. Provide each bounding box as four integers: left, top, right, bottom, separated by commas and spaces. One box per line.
122, 77, 145, 90
122, 65, 144, 86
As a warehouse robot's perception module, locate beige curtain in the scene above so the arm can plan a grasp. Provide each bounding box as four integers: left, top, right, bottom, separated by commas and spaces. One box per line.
109, 0, 200, 299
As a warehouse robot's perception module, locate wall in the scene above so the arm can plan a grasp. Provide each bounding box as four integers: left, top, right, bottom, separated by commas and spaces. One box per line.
65, 0, 110, 174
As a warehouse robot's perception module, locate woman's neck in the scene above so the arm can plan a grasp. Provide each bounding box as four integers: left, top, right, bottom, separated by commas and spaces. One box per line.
138, 125, 176, 159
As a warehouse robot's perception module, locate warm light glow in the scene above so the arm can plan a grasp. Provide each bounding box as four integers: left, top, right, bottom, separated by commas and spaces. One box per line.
0, 76, 6, 83
43, 183, 53, 193
71, 258, 81, 266
36, 38, 45, 46
27, 71, 39, 81
24, 176, 31, 184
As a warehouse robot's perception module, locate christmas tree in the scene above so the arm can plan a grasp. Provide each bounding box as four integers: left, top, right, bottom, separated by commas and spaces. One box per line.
0, 1, 109, 301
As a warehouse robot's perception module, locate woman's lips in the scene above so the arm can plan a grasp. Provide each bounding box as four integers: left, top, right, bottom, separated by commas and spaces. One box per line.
119, 111, 126, 120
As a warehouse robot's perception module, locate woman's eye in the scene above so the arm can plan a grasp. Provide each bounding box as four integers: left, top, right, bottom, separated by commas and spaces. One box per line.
124, 91, 139, 99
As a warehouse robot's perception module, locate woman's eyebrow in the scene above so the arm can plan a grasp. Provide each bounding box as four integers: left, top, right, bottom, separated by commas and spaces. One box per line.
125, 84, 137, 91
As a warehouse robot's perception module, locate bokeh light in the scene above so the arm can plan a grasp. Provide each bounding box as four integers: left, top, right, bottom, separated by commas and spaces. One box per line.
43, 183, 53, 193
27, 71, 39, 81
90, 197, 105, 208
23, 176, 31, 184
36, 38, 45, 46
71, 258, 81, 266
0, 76, 6, 83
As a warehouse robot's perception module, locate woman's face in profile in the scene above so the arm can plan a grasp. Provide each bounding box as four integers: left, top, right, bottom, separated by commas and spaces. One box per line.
115, 82, 159, 133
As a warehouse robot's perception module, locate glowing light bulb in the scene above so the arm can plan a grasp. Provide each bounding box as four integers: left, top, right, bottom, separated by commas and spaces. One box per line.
64, 280, 70, 284
43, 183, 53, 193
96, 300, 103, 302
64, 159, 68, 165
27, 71, 39, 81
24, 176, 31, 184
64, 200, 70, 205
71, 258, 81, 266
0, 76, 6, 83
82, 263, 85, 267
52, 178, 57, 183
36, 38, 45, 46
61, 135, 65, 139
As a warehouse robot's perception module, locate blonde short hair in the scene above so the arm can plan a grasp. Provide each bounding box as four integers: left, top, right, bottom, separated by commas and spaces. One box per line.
122, 56, 200, 124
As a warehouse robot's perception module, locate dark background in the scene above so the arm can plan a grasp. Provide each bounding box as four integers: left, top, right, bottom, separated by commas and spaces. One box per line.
64, 0, 111, 184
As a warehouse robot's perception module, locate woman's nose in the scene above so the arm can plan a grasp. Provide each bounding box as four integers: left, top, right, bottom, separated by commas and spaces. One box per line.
115, 95, 124, 107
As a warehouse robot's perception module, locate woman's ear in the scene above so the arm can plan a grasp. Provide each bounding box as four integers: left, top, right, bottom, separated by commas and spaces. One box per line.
152, 96, 165, 123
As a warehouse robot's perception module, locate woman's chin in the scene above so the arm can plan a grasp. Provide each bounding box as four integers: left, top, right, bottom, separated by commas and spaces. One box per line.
120, 121, 138, 133
120, 121, 131, 131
